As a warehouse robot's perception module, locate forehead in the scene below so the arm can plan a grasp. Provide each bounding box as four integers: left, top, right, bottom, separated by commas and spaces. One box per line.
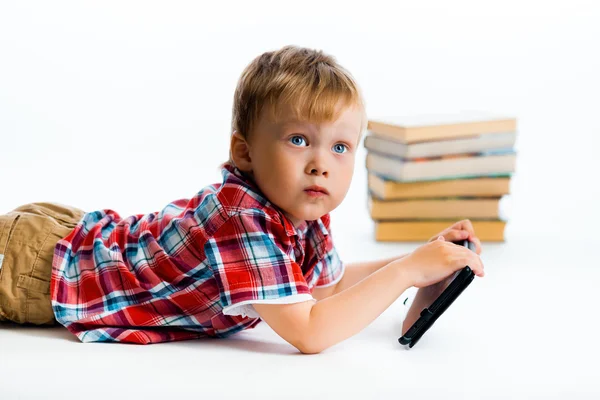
265, 100, 364, 129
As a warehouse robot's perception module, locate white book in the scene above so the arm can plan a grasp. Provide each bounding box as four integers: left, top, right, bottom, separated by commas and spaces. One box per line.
365, 149, 517, 182
364, 131, 517, 159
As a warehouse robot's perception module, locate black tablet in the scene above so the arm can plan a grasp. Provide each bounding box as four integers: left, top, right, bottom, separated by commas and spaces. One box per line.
398, 240, 476, 349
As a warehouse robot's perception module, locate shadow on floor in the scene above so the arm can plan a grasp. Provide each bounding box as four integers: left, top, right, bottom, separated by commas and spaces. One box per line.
0, 321, 81, 343
0, 321, 303, 355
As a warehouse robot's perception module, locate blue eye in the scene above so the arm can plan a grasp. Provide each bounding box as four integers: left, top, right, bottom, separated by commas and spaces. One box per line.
290, 136, 307, 146
333, 144, 347, 154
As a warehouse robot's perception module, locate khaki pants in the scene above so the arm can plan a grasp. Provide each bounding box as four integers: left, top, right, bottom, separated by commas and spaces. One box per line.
0, 202, 85, 325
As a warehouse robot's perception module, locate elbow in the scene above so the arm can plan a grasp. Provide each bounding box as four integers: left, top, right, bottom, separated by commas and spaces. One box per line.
296, 334, 325, 355
297, 342, 323, 355
295, 302, 325, 354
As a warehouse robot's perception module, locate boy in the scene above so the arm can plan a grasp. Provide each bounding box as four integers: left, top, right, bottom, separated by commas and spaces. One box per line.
0, 45, 484, 353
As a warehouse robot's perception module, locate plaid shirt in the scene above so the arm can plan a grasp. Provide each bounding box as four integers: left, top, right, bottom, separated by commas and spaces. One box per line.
50, 164, 344, 344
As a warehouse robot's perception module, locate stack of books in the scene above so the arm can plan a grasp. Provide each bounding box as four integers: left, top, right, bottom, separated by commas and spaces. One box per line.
364, 112, 517, 242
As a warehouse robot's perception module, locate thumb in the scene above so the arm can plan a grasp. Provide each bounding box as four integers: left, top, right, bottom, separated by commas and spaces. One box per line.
437, 235, 445, 241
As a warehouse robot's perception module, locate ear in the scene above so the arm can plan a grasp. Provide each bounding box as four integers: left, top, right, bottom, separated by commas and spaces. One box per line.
230, 130, 253, 172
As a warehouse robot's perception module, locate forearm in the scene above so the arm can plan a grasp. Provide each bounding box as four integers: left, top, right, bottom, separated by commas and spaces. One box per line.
304, 259, 413, 354
332, 254, 408, 295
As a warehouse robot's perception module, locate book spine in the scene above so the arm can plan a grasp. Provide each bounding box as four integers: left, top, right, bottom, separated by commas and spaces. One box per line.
374, 220, 506, 241
369, 198, 501, 219
369, 175, 511, 199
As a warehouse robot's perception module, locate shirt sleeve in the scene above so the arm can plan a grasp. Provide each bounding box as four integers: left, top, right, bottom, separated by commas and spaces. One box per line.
314, 216, 345, 288
313, 241, 345, 288
204, 210, 315, 319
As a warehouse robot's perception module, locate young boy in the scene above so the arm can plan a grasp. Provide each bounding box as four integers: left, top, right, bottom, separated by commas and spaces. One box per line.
0, 45, 484, 352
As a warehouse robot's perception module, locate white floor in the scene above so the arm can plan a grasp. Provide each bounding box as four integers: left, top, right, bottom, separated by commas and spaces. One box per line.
0, 237, 598, 399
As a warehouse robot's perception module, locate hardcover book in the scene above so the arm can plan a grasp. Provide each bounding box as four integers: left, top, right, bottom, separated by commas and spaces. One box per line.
367, 111, 517, 144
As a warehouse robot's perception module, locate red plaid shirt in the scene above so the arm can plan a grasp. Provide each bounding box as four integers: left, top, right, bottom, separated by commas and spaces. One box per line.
50, 164, 345, 344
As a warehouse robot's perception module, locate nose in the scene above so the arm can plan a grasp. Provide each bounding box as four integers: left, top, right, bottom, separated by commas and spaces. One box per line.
306, 154, 328, 177
308, 167, 327, 176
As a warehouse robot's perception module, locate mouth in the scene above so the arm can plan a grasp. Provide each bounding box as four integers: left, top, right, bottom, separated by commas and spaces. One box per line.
304, 186, 329, 196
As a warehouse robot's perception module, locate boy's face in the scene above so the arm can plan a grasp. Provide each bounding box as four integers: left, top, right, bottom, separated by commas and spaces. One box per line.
234, 101, 363, 227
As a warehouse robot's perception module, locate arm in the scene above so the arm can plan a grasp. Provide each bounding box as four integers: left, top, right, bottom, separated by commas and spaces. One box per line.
329, 254, 408, 296
255, 237, 485, 354
254, 257, 414, 354
328, 255, 456, 337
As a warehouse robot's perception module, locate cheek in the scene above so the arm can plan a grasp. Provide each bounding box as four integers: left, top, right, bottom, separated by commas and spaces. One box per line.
337, 154, 354, 174
271, 149, 302, 176
259, 149, 299, 189
336, 158, 355, 189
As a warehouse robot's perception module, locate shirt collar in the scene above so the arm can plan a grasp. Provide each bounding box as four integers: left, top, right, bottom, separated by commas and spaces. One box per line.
221, 163, 330, 240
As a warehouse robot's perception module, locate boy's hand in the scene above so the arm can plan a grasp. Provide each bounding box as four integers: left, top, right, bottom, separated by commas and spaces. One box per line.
419, 267, 459, 299
401, 235, 484, 335
421, 219, 482, 297
401, 236, 484, 289
428, 219, 482, 255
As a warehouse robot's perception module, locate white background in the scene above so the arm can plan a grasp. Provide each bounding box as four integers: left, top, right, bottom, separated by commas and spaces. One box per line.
1, 1, 599, 399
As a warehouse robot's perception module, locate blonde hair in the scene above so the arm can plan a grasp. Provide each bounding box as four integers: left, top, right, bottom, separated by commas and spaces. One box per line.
222, 45, 366, 169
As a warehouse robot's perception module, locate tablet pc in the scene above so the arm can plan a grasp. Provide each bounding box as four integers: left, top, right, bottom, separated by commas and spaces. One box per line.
398, 240, 476, 349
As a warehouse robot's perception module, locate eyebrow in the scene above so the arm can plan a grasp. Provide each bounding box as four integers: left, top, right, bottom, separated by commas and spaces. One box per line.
278, 119, 309, 127
279, 119, 359, 131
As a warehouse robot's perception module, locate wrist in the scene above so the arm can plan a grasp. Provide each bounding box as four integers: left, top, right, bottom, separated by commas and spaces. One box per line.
394, 255, 416, 288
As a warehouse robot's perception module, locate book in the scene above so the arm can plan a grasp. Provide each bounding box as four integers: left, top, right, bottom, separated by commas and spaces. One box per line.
363, 131, 517, 159
368, 174, 511, 200
368, 195, 503, 219
366, 149, 516, 182
374, 220, 506, 242
367, 111, 517, 144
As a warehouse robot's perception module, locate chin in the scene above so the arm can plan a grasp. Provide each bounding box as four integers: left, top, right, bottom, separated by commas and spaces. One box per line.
286, 203, 332, 223
299, 209, 329, 221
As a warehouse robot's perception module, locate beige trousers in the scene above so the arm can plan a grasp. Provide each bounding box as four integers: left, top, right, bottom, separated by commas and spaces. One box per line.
0, 202, 85, 325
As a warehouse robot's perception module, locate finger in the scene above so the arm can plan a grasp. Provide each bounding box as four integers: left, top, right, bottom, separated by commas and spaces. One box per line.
471, 253, 484, 277
437, 235, 445, 241
459, 219, 476, 237
470, 236, 482, 255
456, 248, 484, 277
429, 228, 449, 242
445, 229, 470, 243
429, 233, 441, 242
